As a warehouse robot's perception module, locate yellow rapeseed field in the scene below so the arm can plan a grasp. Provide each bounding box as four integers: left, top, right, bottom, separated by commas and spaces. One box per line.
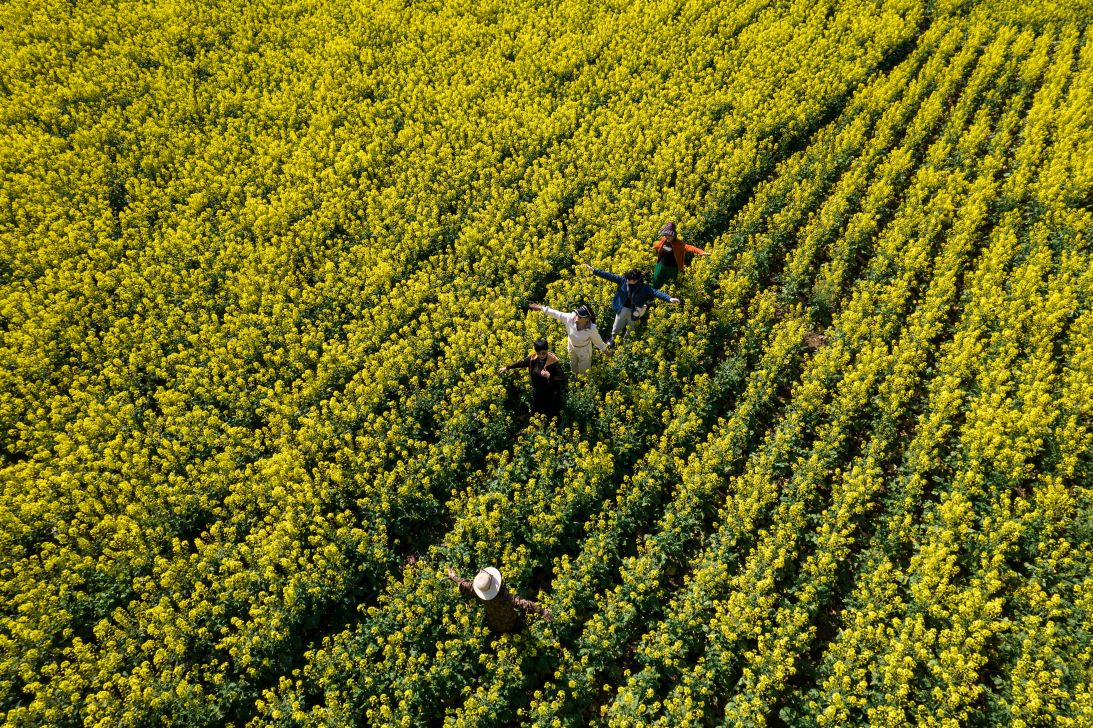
1, 0, 1090, 725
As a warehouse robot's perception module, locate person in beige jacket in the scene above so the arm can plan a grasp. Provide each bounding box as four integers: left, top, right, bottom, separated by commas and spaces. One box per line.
528, 303, 608, 375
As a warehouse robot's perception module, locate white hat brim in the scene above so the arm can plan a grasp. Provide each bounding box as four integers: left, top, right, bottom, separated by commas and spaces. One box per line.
473, 567, 502, 600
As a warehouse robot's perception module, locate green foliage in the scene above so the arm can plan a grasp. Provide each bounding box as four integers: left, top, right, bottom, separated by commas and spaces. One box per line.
2, 0, 1091, 726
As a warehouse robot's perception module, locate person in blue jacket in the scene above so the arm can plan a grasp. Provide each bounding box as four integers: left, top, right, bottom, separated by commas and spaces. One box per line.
582, 263, 680, 347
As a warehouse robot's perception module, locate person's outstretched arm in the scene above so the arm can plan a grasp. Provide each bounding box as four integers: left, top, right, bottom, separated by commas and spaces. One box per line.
649, 286, 681, 305
507, 591, 553, 620
582, 263, 625, 285
444, 567, 476, 598
589, 326, 608, 353
684, 243, 708, 256
530, 302, 570, 322
499, 356, 533, 373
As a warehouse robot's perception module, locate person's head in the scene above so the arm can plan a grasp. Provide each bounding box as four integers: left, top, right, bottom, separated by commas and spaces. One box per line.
574, 304, 593, 330
534, 338, 549, 359
659, 221, 677, 239
624, 269, 644, 286
472, 567, 502, 601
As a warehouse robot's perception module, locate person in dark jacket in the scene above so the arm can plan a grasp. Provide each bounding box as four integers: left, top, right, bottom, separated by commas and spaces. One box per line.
498, 338, 565, 417
445, 566, 552, 634
582, 264, 680, 346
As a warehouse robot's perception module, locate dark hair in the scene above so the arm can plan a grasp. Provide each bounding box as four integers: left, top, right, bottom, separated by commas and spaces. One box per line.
574, 304, 596, 323
624, 269, 644, 284
533, 338, 548, 352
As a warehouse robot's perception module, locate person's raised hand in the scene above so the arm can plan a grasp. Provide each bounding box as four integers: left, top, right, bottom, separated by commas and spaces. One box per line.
581, 263, 593, 272
669, 297, 681, 305
528, 303, 542, 311
497, 366, 507, 373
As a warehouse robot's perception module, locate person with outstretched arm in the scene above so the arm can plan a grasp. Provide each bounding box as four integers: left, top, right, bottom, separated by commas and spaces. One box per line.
582, 264, 680, 347
527, 303, 608, 375
498, 338, 566, 418
651, 221, 708, 289
445, 566, 552, 634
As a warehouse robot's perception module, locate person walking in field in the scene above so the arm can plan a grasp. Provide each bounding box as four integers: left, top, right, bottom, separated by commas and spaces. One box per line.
651, 221, 708, 289
527, 303, 608, 375
445, 566, 552, 634
582, 264, 680, 347
498, 338, 566, 418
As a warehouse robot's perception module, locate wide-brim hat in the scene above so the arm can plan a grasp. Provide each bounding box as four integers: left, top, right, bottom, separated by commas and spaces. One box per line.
473, 567, 502, 600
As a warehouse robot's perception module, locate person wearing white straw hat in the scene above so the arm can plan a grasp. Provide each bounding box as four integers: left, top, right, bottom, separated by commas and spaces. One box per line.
473, 567, 504, 600
445, 566, 552, 634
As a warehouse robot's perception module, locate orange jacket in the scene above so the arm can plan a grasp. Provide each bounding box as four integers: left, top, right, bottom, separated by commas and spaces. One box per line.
654, 236, 706, 270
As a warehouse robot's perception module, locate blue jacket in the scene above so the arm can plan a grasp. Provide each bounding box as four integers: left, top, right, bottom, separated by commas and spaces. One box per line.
592, 268, 673, 312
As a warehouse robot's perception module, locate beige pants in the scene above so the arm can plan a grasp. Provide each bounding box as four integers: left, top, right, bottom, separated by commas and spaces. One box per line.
568, 341, 593, 374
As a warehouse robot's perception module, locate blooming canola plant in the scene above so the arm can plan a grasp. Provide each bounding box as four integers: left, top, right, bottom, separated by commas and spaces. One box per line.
0, 0, 1091, 725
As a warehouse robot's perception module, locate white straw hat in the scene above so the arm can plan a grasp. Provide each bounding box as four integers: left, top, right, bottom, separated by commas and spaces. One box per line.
472, 567, 502, 601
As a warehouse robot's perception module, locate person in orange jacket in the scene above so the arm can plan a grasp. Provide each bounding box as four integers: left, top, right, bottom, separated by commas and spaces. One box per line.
651, 221, 708, 289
